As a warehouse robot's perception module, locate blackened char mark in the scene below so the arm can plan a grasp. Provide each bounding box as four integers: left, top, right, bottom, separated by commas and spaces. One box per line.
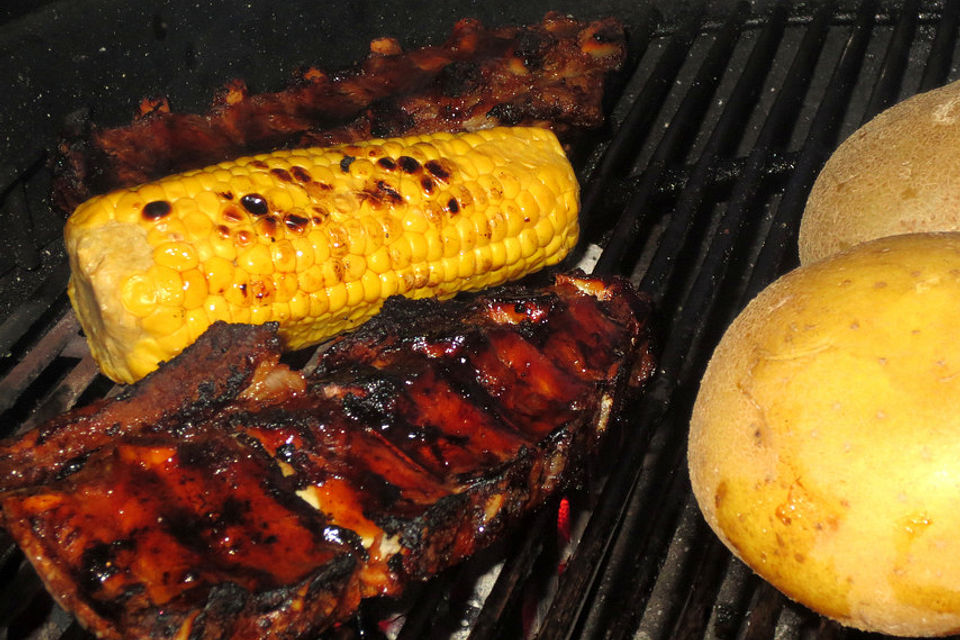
437, 61, 483, 97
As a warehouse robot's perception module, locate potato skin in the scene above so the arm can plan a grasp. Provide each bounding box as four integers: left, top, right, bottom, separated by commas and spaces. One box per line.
799, 79, 960, 265
689, 233, 960, 636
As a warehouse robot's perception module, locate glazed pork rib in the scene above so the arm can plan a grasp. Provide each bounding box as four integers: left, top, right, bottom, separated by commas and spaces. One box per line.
52, 12, 626, 212
0, 271, 655, 640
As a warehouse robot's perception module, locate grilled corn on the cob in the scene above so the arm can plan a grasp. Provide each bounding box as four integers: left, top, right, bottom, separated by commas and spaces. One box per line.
66, 127, 580, 383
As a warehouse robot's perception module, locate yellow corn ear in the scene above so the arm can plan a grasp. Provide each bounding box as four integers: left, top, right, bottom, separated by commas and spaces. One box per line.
65, 127, 580, 383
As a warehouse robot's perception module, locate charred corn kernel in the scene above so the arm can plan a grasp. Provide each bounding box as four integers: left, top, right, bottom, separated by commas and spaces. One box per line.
65, 127, 579, 383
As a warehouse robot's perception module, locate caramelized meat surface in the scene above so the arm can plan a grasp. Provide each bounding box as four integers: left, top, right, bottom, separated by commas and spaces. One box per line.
0, 272, 655, 639
52, 13, 626, 213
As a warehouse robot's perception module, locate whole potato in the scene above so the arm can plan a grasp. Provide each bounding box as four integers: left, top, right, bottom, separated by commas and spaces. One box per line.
689, 233, 960, 636
800, 79, 960, 264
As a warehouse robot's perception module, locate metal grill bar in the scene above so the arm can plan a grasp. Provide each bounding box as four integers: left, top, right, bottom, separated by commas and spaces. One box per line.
744, 0, 877, 298
594, 3, 750, 276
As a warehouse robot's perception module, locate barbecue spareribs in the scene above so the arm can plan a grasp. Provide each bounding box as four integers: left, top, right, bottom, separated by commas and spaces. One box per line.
52, 12, 626, 213
0, 271, 655, 640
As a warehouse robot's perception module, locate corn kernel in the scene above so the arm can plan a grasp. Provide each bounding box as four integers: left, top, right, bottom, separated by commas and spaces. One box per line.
209, 227, 239, 261
457, 250, 476, 279
274, 272, 298, 303
440, 225, 461, 258
225, 172, 255, 196
156, 324, 192, 353
297, 264, 323, 293
142, 306, 184, 337
239, 244, 274, 275
267, 187, 295, 213
502, 202, 525, 238
308, 291, 329, 317
402, 210, 429, 234
425, 229, 443, 262
203, 256, 235, 296
515, 191, 541, 226
183, 210, 214, 240
313, 235, 332, 264
326, 223, 349, 257
248, 278, 275, 306
146, 264, 185, 307
388, 238, 412, 270
229, 305, 252, 324
271, 240, 298, 272
456, 216, 479, 253
249, 303, 273, 324
289, 292, 310, 319
497, 170, 521, 200
326, 283, 348, 314
271, 301, 291, 323
380, 140, 404, 157
342, 254, 366, 282
128, 339, 166, 380
535, 218, 555, 248
224, 268, 252, 307
379, 270, 399, 299
70, 199, 112, 228
322, 259, 344, 287
342, 218, 368, 255
292, 237, 316, 271
136, 184, 168, 209
120, 273, 157, 318
185, 308, 211, 342
518, 229, 538, 258
360, 270, 381, 304
407, 233, 427, 264
489, 242, 507, 271
367, 246, 392, 274
505, 236, 523, 265
346, 280, 365, 308
154, 242, 199, 272
180, 269, 207, 309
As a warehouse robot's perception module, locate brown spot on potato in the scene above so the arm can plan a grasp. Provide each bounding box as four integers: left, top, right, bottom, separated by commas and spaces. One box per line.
714, 481, 727, 510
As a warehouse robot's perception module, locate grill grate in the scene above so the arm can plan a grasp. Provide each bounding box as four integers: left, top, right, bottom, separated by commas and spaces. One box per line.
0, 2, 959, 639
